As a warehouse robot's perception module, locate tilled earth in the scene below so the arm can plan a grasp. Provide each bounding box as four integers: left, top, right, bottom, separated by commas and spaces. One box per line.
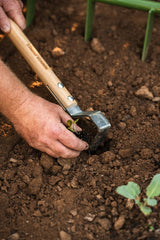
0, 0, 160, 239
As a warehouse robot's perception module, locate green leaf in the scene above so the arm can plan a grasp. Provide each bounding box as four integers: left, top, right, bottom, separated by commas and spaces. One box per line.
116, 182, 141, 200
148, 225, 155, 231
144, 198, 157, 207
139, 205, 152, 216
74, 119, 79, 124
67, 120, 73, 128
146, 174, 160, 198
135, 199, 141, 205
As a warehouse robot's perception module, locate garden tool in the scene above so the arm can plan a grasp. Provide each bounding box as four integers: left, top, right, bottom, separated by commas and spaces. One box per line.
7, 19, 111, 151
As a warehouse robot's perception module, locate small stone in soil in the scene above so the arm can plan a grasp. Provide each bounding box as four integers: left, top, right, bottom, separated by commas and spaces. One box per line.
114, 215, 125, 230
8, 233, 20, 240
97, 218, 111, 230
84, 213, 96, 222
59, 231, 71, 240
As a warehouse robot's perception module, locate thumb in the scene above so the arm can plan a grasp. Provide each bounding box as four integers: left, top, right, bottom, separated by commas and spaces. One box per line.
3, 0, 26, 30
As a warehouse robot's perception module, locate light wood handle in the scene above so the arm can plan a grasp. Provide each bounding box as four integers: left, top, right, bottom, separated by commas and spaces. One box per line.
7, 19, 78, 110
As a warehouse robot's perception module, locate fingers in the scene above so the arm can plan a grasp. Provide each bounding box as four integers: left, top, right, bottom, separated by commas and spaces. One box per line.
46, 141, 82, 159
1, 0, 26, 32
29, 122, 88, 158
58, 107, 82, 132
50, 106, 89, 152
57, 123, 89, 152
17, 0, 23, 9
30, 137, 82, 159
0, 7, 10, 32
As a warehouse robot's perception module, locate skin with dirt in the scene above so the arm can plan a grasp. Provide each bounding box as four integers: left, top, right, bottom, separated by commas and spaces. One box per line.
0, 0, 160, 239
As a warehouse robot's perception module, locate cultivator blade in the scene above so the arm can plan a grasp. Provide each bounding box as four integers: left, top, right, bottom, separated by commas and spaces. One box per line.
71, 110, 111, 151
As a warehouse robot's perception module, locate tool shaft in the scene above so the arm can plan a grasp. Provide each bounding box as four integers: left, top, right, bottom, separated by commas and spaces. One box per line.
8, 19, 78, 110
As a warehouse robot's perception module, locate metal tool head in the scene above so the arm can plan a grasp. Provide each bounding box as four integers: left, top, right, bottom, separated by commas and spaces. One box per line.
67, 105, 111, 151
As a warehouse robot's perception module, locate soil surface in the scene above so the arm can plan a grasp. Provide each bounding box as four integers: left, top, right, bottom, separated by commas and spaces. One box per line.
0, 0, 160, 239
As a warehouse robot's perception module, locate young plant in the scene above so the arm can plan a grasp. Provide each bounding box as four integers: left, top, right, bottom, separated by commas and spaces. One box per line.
67, 119, 90, 143
116, 173, 160, 216
67, 119, 79, 133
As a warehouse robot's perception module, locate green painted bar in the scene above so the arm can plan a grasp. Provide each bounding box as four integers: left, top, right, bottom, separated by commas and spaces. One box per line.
142, 9, 155, 61
95, 0, 160, 13
85, 0, 96, 41
26, 0, 36, 27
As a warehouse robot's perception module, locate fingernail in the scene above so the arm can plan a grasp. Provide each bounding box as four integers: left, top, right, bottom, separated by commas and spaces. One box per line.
1, 25, 10, 33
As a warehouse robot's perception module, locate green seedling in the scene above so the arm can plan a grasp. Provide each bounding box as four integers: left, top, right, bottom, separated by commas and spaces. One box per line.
67, 119, 90, 143
148, 225, 155, 231
116, 173, 160, 216
67, 119, 79, 133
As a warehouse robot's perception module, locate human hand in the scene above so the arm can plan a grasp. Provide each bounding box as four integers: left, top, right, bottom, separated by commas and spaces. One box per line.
12, 94, 89, 158
0, 0, 26, 33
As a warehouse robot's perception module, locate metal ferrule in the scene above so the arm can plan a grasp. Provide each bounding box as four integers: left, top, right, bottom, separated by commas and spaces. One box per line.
66, 105, 82, 116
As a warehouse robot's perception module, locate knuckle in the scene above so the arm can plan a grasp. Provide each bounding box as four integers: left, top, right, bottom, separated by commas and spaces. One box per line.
0, 9, 7, 22
4, 1, 16, 12
53, 147, 63, 158
37, 134, 45, 143
55, 105, 63, 111
37, 134, 50, 147
19, 1, 23, 8
49, 127, 60, 139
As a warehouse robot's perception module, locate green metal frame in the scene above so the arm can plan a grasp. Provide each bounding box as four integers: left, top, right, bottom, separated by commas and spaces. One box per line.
85, 0, 160, 61
26, 0, 36, 27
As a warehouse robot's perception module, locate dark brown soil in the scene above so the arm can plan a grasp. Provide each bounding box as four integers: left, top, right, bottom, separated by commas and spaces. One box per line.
0, 0, 160, 239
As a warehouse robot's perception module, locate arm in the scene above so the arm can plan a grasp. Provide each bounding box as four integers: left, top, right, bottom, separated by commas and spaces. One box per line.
0, 0, 89, 158
0, 59, 89, 158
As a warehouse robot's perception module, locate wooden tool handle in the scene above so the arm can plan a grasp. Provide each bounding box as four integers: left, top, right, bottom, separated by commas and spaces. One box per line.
7, 19, 78, 110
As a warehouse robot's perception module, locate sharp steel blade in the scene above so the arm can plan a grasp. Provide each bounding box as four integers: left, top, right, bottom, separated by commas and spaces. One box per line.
73, 110, 111, 132
73, 111, 111, 151
67, 105, 111, 151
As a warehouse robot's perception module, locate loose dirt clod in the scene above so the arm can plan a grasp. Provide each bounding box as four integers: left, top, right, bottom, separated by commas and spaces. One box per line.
60, 231, 71, 240
91, 38, 105, 53
49, 176, 61, 186
135, 86, 153, 100
118, 148, 132, 158
27, 176, 42, 195
84, 213, 96, 222
114, 215, 125, 230
8, 233, 20, 240
51, 47, 65, 57
101, 151, 115, 163
97, 218, 111, 230
40, 153, 54, 171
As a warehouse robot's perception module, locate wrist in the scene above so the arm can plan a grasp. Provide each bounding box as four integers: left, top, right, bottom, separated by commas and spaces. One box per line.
9, 91, 38, 125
